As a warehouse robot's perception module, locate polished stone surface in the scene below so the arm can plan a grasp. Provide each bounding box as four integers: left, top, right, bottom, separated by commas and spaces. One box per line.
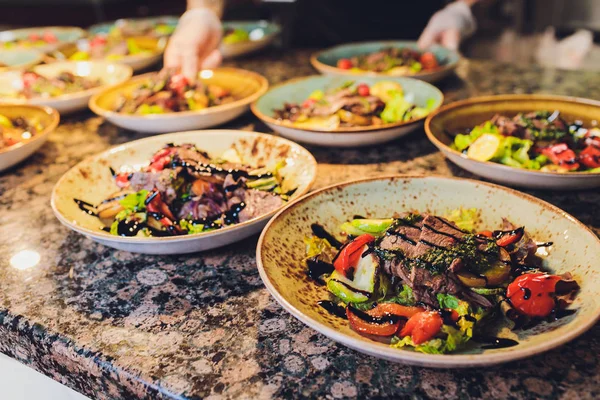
0, 49, 598, 399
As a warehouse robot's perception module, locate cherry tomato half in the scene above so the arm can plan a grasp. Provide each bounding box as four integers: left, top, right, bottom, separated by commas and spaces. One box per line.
540, 143, 580, 170
302, 98, 317, 109
506, 273, 562, 318
400, 311, 443, 345
357, 84, 370, 97
579, 145, 600, 169
419, 52, 439, 70
333, 234, 375, 276
337, 58, 353, 70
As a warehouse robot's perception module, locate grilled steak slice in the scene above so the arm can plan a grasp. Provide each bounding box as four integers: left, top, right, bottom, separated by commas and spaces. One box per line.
415, 215, 466, 254
379, 214, 425, 258
236, 189, 283, 223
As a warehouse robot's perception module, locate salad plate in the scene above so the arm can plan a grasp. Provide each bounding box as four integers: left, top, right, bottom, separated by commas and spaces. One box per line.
256, 175, 600, 367
252, 75, 443, 147
53, 36, 167, 72
221, 21, 280, 59
0, 104, 59, 171
0, 49, 43, 72
311, 41, 460, 83
90, 68, 268, 133
0, 26, 85, 53
0, 61, 133, 114
88, 16, 179, 38
425, 94, 600, 190
51, 129, 316, 254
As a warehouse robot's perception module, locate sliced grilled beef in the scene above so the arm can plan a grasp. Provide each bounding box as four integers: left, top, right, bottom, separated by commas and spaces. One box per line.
129, 169, 178, 201
237, 189, 283, 223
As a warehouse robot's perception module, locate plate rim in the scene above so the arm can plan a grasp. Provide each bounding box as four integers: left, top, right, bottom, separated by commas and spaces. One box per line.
50, 129, 317, 244
0, 104, 59, 155
424, 93, 600, 177
256, 174, 600, 367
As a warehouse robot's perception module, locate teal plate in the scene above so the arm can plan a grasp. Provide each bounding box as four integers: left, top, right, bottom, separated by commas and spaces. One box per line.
0, 49, 43, 71
311, 40, 460, 83
88, 16, 179, 37
221, 20, 281, 59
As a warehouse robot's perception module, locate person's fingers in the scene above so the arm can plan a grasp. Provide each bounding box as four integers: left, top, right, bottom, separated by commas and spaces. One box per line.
181, 50, 200, 83
163, 40, 182, 69
440, 28, 460, 50
418, 26, 437, 49
200, 49, 222, 69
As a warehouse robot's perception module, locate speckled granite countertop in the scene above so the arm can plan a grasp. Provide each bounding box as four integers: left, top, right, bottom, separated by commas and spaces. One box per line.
0, 49, 599, 400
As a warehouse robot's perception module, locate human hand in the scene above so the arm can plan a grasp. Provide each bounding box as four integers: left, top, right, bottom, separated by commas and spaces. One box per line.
418, 1, 477, 51
164, 8, 223, 82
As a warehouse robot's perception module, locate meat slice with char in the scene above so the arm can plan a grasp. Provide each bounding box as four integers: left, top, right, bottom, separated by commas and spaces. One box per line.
378, 214, 425, 258
415, 215, 466, 255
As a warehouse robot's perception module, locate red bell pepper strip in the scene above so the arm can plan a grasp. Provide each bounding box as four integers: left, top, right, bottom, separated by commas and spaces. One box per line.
494, 227, 524, 247
506, 273, 562, 317
369, 303, 425, 319
333, 234, 375, 276
149, 147, 177, 172
399, 311, 443, 345
346, 307, 401, 336
115, 172, 131, 188
146, 191, 176, 221
579, 145, 600, 169
539, 143, 580, 170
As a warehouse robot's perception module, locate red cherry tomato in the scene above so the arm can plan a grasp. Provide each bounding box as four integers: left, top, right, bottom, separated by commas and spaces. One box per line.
28, 33, 40, 41
540, 143, 580, 170
506, 273, 562, 318
168, 74, 189, 96
357, 84, 370, 97
419, 52, 439, 70
400, 311, 443, 344
337, 58, 353, 70
579, 145, 600, 169
333, 234, 375, 276
302, 98, 317, 109
42, 31, 58, 43
346, 307, 401, 336
22, 71, 39, 88
115, 173, 130, 188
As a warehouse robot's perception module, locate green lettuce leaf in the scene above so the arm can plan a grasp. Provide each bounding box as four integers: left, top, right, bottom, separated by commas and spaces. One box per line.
445, 207, 478, 232
119, 190, 149, 212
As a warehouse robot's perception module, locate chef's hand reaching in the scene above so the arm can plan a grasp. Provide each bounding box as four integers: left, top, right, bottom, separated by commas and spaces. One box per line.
164, 8, 223, 82
418, 0, 478, 51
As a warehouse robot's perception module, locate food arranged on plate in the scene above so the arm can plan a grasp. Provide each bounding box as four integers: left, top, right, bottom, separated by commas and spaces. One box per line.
4, 70, 102, 100
114, 69, 237, 115
0, 27, 85, 53
222, 27, 251, 44
1, 30, 59, 49
74, 143, 297, 237
452, 110, 600, 172
68, 35, 157, 61
273, 80, 436, 130
220, 21, 281, 59
336, 47, 440, 76
0, 113, 42, 149
305, 209, 579, 354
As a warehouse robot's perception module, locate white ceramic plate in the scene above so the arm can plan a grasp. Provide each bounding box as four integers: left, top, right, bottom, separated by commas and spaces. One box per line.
252, 75, 443, 147
0, 61, 133, 114
257, 175, 600, 367
425, 94, 600, 190
51, 129, 317, 254
90, 68, 268, 133
0, 104, 59, 172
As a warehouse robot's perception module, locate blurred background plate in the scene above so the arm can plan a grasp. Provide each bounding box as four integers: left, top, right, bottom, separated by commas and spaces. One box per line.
221, 20, 281, 59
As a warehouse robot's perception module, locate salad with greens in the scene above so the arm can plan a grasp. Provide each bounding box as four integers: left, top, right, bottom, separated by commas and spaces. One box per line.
336, 48, 440, 76
305, 209, 579, 354
273, 80, 437, 131
452, 111, 600, 173
74, 143, 297, 237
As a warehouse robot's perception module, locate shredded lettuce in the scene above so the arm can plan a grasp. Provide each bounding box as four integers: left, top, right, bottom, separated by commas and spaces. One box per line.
445, 207, 478, 232
179, 219, 205, 235
119, 190, 148, 212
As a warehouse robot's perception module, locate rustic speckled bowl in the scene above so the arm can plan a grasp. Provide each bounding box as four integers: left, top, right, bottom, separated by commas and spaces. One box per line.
52, 129, 317, 254
256, 175, 600, 367
0, 61, 133, 114
310, 41, 460, 83
252, 75, 443, 147
0, 104, 59, 172
90, 68, 268, 133
425, 94, 600, 190
221, 21, 281, 59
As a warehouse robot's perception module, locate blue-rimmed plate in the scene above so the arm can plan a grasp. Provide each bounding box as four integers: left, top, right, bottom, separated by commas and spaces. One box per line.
311, 41, 460, 83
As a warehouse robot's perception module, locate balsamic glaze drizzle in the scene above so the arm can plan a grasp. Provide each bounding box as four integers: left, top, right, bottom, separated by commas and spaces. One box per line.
318, 301, 348, 319
311, 223, 343, 248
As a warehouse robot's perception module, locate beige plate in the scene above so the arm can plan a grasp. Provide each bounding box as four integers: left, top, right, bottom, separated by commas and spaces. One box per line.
0, 104, 59, 172
0, 61, 133, 114
425, 94, 600, 190
51, 129, 317, 255
257, 175, 600, 367
90, 68, 269, 134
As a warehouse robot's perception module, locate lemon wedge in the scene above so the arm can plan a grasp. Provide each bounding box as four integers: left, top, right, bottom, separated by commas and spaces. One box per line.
294, 115, 340, 131
0, 114, 13, 128
467, 134, 502, 162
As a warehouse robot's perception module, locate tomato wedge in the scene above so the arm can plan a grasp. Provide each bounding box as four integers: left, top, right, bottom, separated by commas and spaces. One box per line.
399, 311, 443, 345
333, 234, 375, 276
540, 143, 580, 170
506, 273, 562, 317
579, 145, 600, 169
346, 307, 401, 336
